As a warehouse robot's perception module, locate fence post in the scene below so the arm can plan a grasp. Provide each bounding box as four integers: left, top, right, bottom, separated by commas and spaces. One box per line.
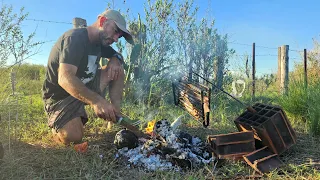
304, 49, 308, 89
72, 17, 87, 28
252, 43, 256, 98
278, 45, 289, 95
277, 47, 281, 84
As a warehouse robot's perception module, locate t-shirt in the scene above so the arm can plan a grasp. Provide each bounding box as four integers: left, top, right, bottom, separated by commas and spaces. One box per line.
42, 28, 117, 103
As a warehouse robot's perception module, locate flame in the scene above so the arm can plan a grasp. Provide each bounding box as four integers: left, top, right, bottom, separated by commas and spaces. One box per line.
145, 120, 157, 134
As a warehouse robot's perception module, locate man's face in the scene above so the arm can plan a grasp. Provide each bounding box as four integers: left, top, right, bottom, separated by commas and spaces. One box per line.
99, 19, 123, 47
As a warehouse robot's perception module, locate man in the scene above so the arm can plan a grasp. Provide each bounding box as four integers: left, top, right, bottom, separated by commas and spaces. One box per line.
42, 9, 133, 145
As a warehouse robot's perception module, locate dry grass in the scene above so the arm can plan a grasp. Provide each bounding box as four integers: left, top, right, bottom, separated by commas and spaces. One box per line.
0, 119, 319, 180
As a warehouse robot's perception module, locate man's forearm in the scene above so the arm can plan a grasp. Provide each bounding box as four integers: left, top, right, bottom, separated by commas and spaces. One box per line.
109, 71, 125, 113
59, 72, 103, 106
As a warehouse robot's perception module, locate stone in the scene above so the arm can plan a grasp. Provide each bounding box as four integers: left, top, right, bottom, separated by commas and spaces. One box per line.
114, 129, 139, 149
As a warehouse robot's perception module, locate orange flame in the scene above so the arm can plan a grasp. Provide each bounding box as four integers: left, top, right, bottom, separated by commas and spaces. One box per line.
145, 120, 157, 134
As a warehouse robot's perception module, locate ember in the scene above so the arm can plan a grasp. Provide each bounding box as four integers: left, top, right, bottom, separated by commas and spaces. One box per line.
115, 119, 213, 171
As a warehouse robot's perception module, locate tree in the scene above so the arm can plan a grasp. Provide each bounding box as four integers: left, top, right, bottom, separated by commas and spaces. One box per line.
174, 0, 198, 81
125, 0, 176, 104
213, 34, 235, 90
0, 4, 43, 68
0, 3, 43, 101
291, 38, 320, 84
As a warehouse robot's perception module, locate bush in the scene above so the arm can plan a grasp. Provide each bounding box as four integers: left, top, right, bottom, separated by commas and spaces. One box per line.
279, 78, 320, 136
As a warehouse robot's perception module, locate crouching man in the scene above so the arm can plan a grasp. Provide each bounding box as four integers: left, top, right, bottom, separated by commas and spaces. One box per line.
41, 9, 134, 145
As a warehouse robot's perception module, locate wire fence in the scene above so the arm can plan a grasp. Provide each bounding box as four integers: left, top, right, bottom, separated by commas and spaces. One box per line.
5, 17, 319, 101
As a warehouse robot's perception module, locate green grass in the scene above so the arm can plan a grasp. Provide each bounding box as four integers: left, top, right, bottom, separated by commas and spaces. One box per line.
1, 96, 320, 180
278, 78, 320, 135
0, 64, 319, 179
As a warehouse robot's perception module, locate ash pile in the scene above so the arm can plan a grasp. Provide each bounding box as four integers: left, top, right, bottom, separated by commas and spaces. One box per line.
114, 119, 213, 171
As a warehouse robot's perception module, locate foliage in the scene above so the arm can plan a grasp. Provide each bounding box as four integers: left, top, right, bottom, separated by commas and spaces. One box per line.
121, 0, 235, 106
0, 64, 45, 102
278, 76, 320, 136
277, 38, 320, 136
174, 0, 198, 76
122, 0, 176, 104
0, 1, 320, 179
0, 3, 43, 68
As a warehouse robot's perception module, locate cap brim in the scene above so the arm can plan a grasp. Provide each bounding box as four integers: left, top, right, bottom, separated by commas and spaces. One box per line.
114, 21, 134, 45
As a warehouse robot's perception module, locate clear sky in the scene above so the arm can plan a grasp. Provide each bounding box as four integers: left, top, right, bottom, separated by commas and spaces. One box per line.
3, 0, 320, 76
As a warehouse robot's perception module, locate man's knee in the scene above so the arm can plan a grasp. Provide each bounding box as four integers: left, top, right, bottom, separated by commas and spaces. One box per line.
53, 117, 84, 145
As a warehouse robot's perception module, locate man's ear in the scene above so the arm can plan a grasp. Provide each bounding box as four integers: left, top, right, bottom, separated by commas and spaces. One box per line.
99, 16, 107, 27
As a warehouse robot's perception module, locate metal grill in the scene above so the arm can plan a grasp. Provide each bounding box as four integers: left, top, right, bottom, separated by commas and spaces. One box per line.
172, 79, 211, 127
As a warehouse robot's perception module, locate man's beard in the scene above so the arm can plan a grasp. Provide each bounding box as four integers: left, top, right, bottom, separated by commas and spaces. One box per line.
99, 31, 113, 46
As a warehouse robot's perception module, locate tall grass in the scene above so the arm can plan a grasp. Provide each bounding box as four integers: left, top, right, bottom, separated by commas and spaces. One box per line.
279, 78, 320, 136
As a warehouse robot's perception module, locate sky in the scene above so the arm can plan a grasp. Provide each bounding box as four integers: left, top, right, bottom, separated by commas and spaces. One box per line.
3, 0, 320, 76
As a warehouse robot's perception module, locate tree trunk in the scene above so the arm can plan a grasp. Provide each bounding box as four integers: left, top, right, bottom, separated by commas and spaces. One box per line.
214, 55, 224, 90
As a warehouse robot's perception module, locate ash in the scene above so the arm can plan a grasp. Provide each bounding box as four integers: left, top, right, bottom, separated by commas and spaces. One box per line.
116, 119, 213, 171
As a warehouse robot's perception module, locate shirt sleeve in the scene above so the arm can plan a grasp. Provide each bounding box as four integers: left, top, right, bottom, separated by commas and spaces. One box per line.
101, 46, 117, 58
59, 36, 86, 67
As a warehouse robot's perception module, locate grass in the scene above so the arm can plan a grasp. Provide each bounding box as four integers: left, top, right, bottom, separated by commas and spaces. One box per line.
278, 78, 320, 135
1, 99, 320, 180
0, 63, 319, 179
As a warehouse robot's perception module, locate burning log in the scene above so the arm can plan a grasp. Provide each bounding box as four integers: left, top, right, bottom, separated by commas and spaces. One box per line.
176, 84, 202, 100
178, 92, 203, 107
178, 98, 203, 112
178, 102, 202, 119
172, 79, 211, 127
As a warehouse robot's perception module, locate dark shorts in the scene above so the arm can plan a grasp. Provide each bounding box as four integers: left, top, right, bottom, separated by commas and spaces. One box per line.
44, 69, 105, 132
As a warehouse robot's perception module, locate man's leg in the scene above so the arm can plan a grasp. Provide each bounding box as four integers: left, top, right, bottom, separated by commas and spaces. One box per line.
52, 117, 84, 145
45, 95, 88, 146
100, 63, 125, 129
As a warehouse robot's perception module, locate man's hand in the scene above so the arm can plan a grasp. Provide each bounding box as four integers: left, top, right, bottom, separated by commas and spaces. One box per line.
92, 99, 119, 123
106, 56, 124, 81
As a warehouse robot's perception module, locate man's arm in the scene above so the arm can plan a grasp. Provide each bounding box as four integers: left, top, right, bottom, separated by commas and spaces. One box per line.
58, 63, 117, 122
101, 45, 124, 65
58, 63, 102, 105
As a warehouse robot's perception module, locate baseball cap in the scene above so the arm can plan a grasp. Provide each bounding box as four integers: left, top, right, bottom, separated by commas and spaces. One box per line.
99, 9, 134, 45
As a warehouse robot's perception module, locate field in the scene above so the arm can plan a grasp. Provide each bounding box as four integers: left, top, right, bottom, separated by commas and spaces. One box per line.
0, 70, 319, 179
1, 1, 320, 179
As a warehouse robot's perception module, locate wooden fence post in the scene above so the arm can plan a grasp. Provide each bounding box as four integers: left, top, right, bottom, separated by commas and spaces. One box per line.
304, 49, 308, 89
277, 47, 281, 84
72, 17, 87, 28
252, 43, 256, 98
278, 45, 289, 95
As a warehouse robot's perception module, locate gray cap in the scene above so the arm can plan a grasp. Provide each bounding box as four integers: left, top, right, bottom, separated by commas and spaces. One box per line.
99, 9, 134, 45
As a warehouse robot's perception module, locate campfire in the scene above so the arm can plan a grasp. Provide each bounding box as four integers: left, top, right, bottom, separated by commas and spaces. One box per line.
114, 119, 213, 171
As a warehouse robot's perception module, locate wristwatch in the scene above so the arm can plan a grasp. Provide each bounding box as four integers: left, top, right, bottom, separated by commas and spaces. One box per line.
112, 53, 124, 65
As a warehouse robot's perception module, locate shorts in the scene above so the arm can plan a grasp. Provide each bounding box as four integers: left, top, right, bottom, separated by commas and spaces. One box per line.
44, 69, 104, 132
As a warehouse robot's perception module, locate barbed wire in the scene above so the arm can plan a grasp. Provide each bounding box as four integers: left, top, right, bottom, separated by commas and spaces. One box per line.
228, 41, 302, 52
23, 18, 310, 54
233, 54, 302, 59
26, 18, 72, 25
